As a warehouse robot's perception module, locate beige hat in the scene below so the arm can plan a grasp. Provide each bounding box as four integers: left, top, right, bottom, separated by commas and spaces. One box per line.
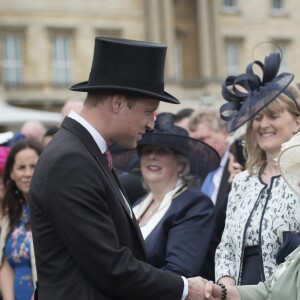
277, 131, 300, 197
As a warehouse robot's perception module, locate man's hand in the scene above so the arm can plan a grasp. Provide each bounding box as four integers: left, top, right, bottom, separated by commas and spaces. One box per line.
186, 276, 207, 300
204, 281, 241, 300
203, 281, 217, 299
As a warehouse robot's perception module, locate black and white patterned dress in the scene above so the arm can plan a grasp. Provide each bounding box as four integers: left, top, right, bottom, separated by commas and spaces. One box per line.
215, 170, 300, 284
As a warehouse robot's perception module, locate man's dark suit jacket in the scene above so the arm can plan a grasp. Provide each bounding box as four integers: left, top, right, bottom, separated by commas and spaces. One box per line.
202, 158, 231, 281
214, 158, 231, 241
29, 117, 183, 300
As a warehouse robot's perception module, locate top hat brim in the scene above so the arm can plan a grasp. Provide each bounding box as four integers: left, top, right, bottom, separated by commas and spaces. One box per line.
70, 82, 180, 104
224, 73, 294, 132
278, 132, 300, 197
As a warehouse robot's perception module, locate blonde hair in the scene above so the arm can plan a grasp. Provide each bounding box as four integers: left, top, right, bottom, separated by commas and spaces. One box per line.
245, 84, 300, 175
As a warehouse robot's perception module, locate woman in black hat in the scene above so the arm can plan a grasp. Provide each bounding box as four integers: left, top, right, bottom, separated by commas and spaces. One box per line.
112, 112, 220, 278
215, 52, 300, 287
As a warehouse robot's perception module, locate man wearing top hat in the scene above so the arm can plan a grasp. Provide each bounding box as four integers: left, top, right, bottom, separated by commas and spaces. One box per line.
29, 37, 205, 300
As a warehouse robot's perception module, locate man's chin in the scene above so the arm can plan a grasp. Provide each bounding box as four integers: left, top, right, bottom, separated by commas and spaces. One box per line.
121, 141, 137, 149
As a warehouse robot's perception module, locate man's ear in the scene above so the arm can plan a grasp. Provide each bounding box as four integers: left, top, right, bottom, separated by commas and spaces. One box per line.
111, 95, 125, 113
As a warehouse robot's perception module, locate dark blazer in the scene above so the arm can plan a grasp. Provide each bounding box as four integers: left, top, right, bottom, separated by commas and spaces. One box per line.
214, 158, 231, 215
134, 187, 215, 278
29, 117, 183, 300
200, 157, 231, 281
118, 173, 147, 205
215, 158, 231, 241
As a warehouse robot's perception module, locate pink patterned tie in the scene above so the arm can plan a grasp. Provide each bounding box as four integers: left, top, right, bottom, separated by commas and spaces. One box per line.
104, 149, 113, 170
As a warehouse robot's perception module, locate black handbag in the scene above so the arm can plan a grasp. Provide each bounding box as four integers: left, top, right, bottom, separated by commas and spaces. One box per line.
276, 231, 300, 264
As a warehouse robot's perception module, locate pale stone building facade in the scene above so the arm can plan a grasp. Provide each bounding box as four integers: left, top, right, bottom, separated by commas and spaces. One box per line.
0, 0, 299, 114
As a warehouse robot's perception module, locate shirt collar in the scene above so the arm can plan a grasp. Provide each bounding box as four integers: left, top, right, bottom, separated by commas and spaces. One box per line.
68, 110, 107, 154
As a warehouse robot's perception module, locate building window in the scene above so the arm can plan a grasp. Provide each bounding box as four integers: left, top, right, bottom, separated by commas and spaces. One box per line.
271, 0, 284, 10
2, 34, 22, 86
270, 0, 286, 15
222, 0, 238, 13
225, 42, 240, 75
52, 35, 71, 86
223, 0, 237, 8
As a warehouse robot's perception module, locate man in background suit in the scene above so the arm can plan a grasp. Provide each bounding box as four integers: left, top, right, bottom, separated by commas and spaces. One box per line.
188, 109, 232, 280
189, 110, 231, 211
29, 37, 205, 300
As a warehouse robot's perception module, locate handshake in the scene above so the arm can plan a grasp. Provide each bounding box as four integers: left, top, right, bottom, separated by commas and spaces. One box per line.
186, 277, 237, 300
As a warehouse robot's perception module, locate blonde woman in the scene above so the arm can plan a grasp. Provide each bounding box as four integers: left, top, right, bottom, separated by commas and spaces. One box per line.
215, 52, 300, 286
204, 131, 300, 300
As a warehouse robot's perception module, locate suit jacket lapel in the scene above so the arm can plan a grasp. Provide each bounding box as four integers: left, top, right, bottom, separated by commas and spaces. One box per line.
215, 158, 231, 211
61, 118, 141, 227
112, 170, 146, 252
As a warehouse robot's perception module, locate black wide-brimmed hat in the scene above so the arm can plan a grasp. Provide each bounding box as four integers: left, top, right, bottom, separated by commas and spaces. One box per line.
110, 113, 220, 178
70, 37, 180, 104
220, 52, 295, 132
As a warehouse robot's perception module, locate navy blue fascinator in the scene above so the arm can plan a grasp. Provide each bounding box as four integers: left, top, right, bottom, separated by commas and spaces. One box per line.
220, 52, 295, 132
110, 112, 220, 178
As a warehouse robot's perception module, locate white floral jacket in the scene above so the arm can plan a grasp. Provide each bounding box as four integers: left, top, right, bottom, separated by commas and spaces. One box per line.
215, 170, 300, 284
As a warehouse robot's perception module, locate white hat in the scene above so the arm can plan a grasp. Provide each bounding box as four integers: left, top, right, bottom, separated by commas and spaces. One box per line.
277, 131, 300, 197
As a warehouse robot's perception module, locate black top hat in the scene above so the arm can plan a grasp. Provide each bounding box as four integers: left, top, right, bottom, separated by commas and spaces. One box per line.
70, 37, 180, 104
220, 52, 296, 132
110, 113, 220, 178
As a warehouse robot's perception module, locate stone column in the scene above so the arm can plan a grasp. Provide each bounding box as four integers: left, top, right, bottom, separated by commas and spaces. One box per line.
145, 0, 161, 42
196, 0, 212, 79
162, 0, 176, 80
210, 0, 222, 78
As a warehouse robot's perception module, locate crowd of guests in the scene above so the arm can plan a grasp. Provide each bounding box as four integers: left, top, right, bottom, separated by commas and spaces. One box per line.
0, 43, 299, 300
111, 50, 300, 299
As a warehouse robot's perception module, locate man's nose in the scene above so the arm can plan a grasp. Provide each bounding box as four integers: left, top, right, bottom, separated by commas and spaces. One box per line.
146, 117, 155, 131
